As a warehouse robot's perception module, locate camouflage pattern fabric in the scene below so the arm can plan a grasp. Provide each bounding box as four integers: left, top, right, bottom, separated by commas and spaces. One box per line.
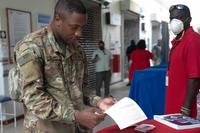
14, 27, 100, 133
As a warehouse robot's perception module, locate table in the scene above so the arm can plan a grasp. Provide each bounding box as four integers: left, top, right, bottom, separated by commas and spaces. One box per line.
96, 120, 200, 133
128, 67, 167, 119
151, 64, 168, 68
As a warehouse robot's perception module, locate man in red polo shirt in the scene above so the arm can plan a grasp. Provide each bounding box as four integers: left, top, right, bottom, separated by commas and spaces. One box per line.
166, 4, 200, 118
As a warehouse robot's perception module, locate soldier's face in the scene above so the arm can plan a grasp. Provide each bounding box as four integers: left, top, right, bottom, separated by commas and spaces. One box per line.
55, 12, 87, 44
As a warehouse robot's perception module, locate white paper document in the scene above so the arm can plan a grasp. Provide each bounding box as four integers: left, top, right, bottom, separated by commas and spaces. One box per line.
105, 97, 147, 130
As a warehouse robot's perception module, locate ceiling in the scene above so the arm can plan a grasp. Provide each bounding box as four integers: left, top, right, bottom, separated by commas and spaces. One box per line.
154, 0, 190, 9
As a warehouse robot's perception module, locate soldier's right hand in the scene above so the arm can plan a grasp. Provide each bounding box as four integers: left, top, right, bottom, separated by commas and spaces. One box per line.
75, 108, 105, 129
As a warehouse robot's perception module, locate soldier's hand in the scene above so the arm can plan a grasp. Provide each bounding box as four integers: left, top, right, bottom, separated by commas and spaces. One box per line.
97, 97, 116, 112
75, 108, 105, 129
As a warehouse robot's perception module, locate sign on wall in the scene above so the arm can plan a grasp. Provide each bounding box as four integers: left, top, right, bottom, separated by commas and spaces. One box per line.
6, 8, 32, 62
0, 31, 6, 39
37, 14, 51, 29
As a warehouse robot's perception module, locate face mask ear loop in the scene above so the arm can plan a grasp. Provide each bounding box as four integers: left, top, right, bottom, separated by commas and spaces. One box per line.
183, 17, 190, 23
183, 17, 191, 30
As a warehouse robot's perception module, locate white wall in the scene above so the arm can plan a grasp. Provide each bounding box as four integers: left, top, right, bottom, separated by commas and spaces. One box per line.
131, 0, 169, 51
102, 0, 122, 83
152, 23, 161, 45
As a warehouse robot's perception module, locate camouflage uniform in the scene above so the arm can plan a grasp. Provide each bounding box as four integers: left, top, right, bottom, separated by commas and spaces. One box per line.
14, 27, 101, 133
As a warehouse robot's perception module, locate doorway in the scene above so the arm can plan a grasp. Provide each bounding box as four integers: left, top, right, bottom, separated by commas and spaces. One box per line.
121, 11, 140, 80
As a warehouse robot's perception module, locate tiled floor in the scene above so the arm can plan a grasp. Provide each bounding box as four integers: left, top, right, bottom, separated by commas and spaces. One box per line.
4, 82, 200, 133
2, 119, 24, 133
93, 81, 130, 132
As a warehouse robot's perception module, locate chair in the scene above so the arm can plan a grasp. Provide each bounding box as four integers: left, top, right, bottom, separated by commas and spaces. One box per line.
0, 95, 16, 133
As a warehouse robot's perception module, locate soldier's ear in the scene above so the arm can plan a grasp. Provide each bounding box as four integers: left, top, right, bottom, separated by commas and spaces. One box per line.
54, 14, 60, 20
54, 14, 62, 27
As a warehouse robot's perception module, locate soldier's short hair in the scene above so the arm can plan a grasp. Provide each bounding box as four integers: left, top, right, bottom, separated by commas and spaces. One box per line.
54, 0, 87, 19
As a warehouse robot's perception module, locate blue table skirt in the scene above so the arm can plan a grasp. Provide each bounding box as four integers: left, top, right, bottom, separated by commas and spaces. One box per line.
129, 67, 167, 119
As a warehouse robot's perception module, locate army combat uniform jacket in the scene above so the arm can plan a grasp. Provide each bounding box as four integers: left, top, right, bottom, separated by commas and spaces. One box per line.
14, 27, 101, 133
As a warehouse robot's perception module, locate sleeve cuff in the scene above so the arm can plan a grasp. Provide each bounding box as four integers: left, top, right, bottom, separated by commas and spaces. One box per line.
59, 104, 76, 124
90, 96, 102, 107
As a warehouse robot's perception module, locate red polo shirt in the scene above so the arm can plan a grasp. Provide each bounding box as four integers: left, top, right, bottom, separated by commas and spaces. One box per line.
165, 27, 200, 118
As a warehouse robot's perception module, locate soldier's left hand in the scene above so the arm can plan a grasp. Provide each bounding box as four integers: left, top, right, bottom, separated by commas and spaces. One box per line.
97, 97, 116, 112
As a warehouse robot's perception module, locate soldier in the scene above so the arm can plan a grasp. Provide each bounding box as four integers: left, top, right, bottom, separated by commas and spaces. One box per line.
14, 0, 115, 132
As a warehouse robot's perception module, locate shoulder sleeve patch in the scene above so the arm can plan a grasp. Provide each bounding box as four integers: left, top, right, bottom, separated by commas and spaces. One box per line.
17, 52, 33, 66
16, 42, 44, 66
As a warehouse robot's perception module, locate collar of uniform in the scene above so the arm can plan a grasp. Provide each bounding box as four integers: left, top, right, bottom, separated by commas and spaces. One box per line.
65, 41, 78, 58
46, 26, 77, 58
46, 26, 62, 53
171, 26, 193, 46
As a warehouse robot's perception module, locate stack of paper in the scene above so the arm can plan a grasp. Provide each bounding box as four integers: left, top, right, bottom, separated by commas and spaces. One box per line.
154, 113, 200, 130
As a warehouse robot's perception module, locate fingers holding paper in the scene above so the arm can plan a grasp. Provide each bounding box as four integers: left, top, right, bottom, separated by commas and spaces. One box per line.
75, 108, 105, 129
97, 97, 116, 112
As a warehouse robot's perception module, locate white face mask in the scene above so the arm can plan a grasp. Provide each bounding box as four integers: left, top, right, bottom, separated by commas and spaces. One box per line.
170, 19, 184, 35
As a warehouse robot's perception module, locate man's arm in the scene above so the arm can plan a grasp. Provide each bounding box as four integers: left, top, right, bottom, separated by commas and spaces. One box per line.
182, 39, 200, 116
109, 51, 113, 69
109, 59, 113, 72
16, 43, 76, 124
152, 48, 158, 61
91, 51, 98, 63
181, 78, 200, 116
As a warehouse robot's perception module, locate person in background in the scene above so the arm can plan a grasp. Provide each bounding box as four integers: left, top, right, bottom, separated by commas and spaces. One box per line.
165, 4, 200, 118
128, 39, 153, 85
126, 40, 137, 61
14, 0, 115, 132
92, 40, 113, 97
152, 39, 162, 66
126, 40, 136, 86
